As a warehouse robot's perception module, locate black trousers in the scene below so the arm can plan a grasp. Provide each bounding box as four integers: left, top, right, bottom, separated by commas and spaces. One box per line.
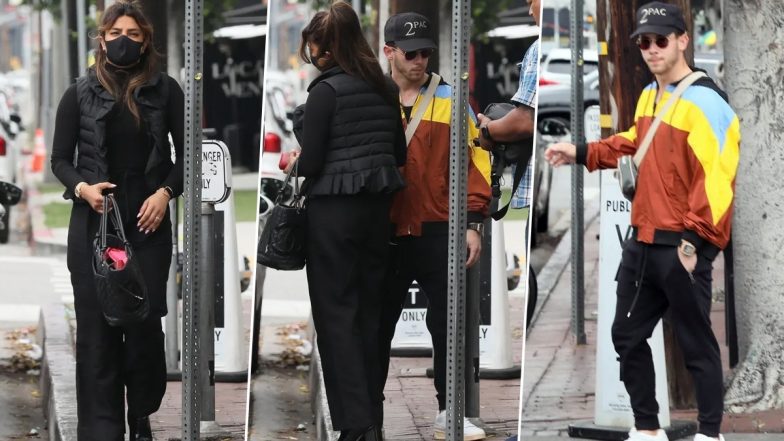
379, 232, 449, 411
612, 239, 723, 437
67, 204, 169, 440
305, 194, 392, 431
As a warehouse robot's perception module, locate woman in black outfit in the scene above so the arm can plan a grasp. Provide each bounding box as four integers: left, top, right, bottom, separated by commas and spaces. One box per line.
50, 2, 183, 440
294, 3, 406, 440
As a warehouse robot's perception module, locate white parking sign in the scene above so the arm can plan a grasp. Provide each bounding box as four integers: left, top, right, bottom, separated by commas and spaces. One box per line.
201, 139, 232, 203
584, 105, 602, 142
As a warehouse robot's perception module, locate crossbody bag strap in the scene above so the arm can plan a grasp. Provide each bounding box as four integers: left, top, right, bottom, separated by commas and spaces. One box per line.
278, 160, 303, 206
100, 195, 109, 250
633, 71, 706, 166
106, 194, 129, 244
404, 73, 441, 145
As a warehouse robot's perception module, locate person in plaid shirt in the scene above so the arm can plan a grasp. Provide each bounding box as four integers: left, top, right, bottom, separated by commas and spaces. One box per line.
477, 0, 539, 211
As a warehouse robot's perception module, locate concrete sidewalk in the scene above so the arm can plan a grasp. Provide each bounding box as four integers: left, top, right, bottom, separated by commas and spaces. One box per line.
520, 213, 784, 439
250, 221, 529, 440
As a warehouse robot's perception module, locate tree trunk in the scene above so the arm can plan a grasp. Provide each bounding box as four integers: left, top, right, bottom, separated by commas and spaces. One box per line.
139, 0, 167, 70
722, 0, 784, 413
596, 0, 697, 410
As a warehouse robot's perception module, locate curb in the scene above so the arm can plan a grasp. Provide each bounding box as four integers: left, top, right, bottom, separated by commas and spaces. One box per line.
309, 338, 338, 441
38, 303, 78, 441
528, 198, 600, 329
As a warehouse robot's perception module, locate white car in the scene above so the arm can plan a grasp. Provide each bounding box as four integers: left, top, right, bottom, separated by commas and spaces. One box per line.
0, 90, 24, 244
539, 48, 599, 87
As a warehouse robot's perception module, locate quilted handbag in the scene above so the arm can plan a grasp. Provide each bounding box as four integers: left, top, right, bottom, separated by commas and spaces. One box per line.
92, 194, 149, 326
257, 163, 307, 271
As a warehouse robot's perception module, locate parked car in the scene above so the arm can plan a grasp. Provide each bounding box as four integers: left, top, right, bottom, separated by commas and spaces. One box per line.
0, 90, 24, 244
539, 48, 599, 86
252, 70, 299, 373
532, 69, 600, 245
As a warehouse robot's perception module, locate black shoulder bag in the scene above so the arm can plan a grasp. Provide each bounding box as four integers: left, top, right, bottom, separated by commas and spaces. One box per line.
92, 194, 150, 326
482, 102, 534, 220
257, 162, 307, 271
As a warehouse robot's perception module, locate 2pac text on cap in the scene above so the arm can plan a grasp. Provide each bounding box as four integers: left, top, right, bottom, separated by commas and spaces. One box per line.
404, 20, 428, 36
640, 7, 667, 24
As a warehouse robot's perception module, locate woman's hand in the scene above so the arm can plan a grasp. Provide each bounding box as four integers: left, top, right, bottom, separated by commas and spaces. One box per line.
80, 182, 117, 213
137, 188, 170, 234
282, 150, 301, 174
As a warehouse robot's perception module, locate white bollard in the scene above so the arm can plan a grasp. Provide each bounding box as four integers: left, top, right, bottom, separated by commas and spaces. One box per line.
478, 219, 519, 377
213, 174, 247, 378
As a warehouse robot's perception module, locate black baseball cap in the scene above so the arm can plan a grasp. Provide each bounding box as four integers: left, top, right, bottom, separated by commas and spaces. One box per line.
384, 12, 437, 52
629, 2, 687, 39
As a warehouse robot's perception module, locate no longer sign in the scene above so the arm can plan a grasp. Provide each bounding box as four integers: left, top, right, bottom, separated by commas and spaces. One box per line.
201, 139, 232, 204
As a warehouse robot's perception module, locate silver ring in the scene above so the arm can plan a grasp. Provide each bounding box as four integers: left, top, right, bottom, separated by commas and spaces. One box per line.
155, 216, 160, 221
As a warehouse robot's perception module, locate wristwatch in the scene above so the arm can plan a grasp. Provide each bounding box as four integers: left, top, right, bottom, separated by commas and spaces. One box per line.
679, 240, 697, 257
160, 186, 174, 199
74, 182, 87, 199
480, 123, 495, 143
468, 222, 484, 237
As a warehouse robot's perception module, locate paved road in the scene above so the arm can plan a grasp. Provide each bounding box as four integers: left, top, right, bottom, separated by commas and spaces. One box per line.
0, 205, 61, 439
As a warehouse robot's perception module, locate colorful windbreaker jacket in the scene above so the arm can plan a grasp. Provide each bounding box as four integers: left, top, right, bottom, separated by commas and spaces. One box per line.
576, 75, 741, 256
390, 74, 492, 237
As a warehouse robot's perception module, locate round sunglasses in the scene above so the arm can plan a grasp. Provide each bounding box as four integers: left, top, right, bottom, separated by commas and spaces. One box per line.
394, 46, 435, 61
637, 35, 670, 50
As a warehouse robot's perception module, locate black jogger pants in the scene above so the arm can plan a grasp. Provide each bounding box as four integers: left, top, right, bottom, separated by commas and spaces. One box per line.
612, 239, 723, 437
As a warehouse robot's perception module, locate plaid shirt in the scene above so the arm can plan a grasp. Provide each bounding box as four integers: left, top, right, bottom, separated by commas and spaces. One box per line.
511, 40, 539, 208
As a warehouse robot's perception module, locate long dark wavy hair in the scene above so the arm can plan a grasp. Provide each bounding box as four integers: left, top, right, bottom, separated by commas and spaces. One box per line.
298, 1, 395, 104
94, 0, 161, 124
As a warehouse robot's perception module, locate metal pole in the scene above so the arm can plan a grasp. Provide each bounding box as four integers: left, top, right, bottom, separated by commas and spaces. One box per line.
446, 0, 471, 438
199, 203, 218, 427
76, 0, 86, 75
165, 198, 180, 374
182, 0, 204, 439
570, 0, 587, 345
465, 263, 480, 418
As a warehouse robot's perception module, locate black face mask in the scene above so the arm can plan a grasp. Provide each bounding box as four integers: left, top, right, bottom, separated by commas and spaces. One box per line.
105, 35, 144, 67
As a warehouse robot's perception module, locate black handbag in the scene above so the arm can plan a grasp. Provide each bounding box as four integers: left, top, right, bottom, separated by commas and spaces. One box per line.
257, 163, 307, 270
92, 194, 149, 326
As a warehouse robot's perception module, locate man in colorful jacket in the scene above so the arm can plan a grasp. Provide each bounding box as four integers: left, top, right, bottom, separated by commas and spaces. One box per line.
377, 11, 492, 440
545, 3, 740, 441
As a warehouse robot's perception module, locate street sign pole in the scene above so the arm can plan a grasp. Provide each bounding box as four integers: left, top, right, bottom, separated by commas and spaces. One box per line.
182, 0, 203, 439
465, 264, 480, 419
198, 140, 232, 435
446, 0, 471, 438
570, 0, 587, 345
199, 202, 217, 425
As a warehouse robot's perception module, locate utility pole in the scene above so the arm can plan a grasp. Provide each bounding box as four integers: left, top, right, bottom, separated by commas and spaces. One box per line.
139, 0, 168, 69
595, 0, 696, 409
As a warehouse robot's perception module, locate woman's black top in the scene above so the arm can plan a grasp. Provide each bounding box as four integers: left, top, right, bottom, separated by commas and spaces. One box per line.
298, 66, 406, 196
51, 66, 183, 246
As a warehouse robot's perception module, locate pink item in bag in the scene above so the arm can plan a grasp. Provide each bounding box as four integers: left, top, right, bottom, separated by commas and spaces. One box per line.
104, 247, 128, 270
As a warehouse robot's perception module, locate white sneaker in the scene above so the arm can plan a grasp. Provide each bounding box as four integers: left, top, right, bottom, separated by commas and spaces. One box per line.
626, 428, 669, 441
433, 410, 486, 440
694, 434, 725, 441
